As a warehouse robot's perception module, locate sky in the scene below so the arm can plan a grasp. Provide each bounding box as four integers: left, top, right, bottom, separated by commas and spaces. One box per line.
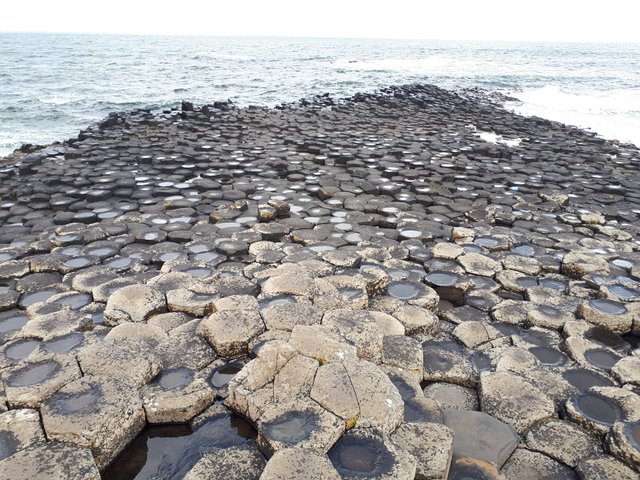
1, 0, 639, 43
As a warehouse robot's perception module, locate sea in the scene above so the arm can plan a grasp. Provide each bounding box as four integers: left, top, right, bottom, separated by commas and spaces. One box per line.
1, 33, 639, 156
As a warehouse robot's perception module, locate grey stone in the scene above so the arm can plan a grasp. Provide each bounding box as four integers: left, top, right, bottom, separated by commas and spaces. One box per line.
257, 398, 343, 454
576, 455, 640, 480
2, 354, 81, 408
526, 419, 602, 467
199, 308, 265, 357
382, 335, 423, 378
143, 367, 214, 423
104, 284, 166, 324
443, 409, 519, 468
41, 376, 145, 470
608, 421, 640, 470
261, 303, 323, 331
480, 371, 555, 434
0, 441, 100, 480
391, 422, 454, 479
423, 344, 478, 387
458, 252, 501, 277
501, 448, 578, 480
323, 309, 384, 362
0, 409, 45, 460
184, 444, 266, 480
328, 428, 416, 480
259, 447, 340, 480
77, 340, 162, 387
423, 382, 479, 411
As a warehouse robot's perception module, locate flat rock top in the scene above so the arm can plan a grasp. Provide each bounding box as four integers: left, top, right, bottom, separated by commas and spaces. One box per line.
0, 84, 639, 479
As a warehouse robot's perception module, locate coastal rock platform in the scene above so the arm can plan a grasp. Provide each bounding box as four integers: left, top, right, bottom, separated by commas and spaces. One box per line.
1, 84, 639, 479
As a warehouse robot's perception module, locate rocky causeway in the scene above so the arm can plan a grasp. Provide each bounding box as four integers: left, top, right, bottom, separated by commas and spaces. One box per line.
0, 84, 639, 479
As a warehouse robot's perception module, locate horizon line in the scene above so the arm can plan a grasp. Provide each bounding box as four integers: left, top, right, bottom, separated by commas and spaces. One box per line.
1, 30, 639, 45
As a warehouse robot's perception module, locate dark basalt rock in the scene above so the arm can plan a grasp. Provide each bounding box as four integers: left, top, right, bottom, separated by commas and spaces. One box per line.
1, 83, 640, 477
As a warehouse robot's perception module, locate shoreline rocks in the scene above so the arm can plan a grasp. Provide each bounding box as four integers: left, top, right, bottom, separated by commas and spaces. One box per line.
0, 84, 639, 478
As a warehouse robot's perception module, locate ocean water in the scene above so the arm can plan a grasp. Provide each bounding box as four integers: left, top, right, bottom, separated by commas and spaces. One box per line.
1, 33, 639, 156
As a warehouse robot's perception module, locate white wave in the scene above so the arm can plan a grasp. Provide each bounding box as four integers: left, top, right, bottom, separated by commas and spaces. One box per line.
505, 85, 640, 146
333, 56, 463, 74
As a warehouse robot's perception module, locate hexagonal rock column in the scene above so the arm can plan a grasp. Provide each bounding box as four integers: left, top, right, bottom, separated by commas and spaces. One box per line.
442, 409, 519, 469
257, 398, 344, 455
1, 354, 81, 408
41, 376, 146, 470
608, 421, 640, 471
310, 358, 404, 434
328, 428, 416, 479
104, 284, 166, 325
199, 305, 265, 357
142, 367, 214, 423
501, 448, 580, 480
391, 422, 454, 480
525, 419, 602, 468
0, 441, 100, 480
0, 409, 45, 460
479, 371, 555, 434
184, 444, 266, 480
77, 340, 163, 387
260, 447, 340, 480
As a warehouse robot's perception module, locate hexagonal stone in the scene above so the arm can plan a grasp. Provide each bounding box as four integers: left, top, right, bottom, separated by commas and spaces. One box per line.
392, 305, 438, 334
199, 309, 265, 357
0, 409, 45, 460
77, 340, 162, 387
423, 382, 479, 411
143, 367, 214, 423
576, 455, 639, 479
453, 321, 501, 348
104, 284, 166, 324
261, 275, 316, 297
479, 371, 555, 434
41, 376, 145, 470
501, 448, 578, 480
0, 441, 100, 480
447, 458, 500, 480
562, 251, 610, 278
311, 362, 360, 422
566, 387, 640, 436
261, 302, 323, 331
423, 344, 478, 387
166, 287, 218, 316
22, 308, 92, 339
382, 335, 423, 378
155, 319, 217, 370
526, 419, 602, 467
612, 356, 640, 386
578, 299, 633, 333
104, 322, 168, 347
273, 354, 319, 401
443, 409, 519, 468
328, 428, 416, 479
288, 325, 357, 363
607, 421, 640, 471
391, 422, 454, 480
184, 444, 266, 480
2, 354, 81, 408
458, 253, 501, 277
260, 447, 340, 480
257, 398, 343, 454
323, 309, 384, 362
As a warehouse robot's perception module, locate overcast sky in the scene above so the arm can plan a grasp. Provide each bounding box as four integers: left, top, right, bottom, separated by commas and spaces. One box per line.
1, 0, 639, 43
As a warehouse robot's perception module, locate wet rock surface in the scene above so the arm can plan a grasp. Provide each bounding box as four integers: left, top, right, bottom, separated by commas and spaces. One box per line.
1, 84, 640, 478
